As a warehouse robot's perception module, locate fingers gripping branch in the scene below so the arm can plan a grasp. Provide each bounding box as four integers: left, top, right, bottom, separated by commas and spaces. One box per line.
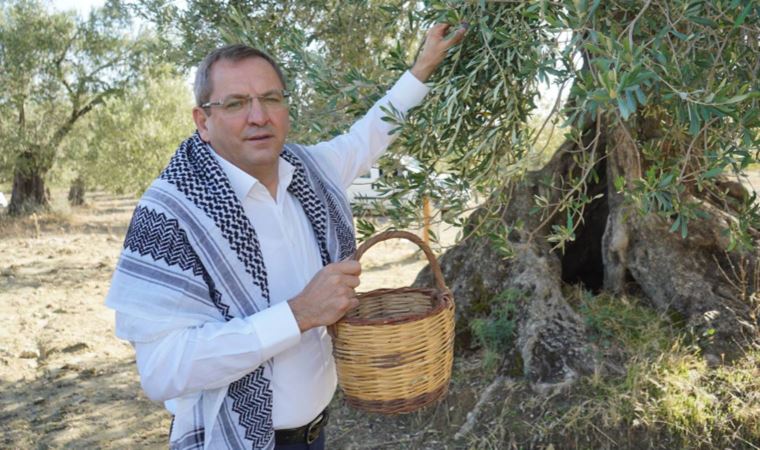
410, 22, 468, 83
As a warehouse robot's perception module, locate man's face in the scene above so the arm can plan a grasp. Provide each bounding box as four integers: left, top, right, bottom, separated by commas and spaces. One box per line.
193, 57, 290, 181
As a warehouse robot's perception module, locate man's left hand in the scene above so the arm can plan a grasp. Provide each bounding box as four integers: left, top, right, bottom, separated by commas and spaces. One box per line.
410, 22, 468, 82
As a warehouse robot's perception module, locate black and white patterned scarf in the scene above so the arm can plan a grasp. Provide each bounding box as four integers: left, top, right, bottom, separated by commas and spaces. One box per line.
106, 132, 356, 449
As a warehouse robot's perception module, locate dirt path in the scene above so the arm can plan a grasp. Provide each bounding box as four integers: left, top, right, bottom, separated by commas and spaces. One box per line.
0, 191, 456, 448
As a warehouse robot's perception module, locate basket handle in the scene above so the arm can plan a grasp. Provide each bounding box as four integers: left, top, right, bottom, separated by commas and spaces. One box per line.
353, 230, 448, 293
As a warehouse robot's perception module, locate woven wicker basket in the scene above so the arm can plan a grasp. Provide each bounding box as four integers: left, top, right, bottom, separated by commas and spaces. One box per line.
331, 230, 455, 414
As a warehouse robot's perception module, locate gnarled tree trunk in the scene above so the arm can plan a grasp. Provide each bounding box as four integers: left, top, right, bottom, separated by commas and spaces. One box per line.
8, 151, 49, 216
603, 123, 759, 362
415, 119, 759, 391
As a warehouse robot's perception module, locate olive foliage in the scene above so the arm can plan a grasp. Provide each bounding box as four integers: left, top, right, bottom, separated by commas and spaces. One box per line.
136, 0, 759, 249
63, 74, 195, 195
401, 1, 759, 251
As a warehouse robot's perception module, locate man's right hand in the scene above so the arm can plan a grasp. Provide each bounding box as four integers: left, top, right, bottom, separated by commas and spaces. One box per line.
287, 260, 361, 332
410, 22, 468, 83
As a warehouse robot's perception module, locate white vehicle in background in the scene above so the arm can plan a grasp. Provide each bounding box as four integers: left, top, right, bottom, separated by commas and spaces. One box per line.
0, 192, 7, 208
346, 166, 405, 215
347, 156, 427, 205
347, 167, 389, 204
347, 157, 470, 214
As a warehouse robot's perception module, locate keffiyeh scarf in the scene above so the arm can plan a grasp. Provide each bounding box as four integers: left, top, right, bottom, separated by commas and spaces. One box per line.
106, 132, 356, 449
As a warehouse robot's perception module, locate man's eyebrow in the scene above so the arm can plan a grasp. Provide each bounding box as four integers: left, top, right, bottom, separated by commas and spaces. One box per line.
222, 93, 250, 100
223, 89, 284, 99
259, 89, 285, 96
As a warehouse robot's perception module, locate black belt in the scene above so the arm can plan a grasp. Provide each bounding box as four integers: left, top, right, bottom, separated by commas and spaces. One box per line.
274, 408, 328, 445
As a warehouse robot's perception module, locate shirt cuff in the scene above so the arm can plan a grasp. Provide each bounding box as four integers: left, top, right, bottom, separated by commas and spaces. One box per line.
385, 70, 431, 115
248, 301, 301, 362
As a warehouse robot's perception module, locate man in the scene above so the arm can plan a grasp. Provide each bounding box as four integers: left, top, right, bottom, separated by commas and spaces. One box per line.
106, 23, 466, 450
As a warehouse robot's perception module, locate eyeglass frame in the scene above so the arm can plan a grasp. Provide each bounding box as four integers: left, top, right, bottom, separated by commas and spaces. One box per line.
200, 90, 291, 116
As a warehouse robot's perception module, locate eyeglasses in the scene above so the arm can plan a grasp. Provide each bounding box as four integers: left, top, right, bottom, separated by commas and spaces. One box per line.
201, 90, 290, 116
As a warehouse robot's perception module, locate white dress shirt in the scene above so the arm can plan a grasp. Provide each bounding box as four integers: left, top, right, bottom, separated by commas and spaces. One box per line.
127, 71, 429, 441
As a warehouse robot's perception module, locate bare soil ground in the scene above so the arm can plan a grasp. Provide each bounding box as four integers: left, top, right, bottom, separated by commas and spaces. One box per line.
0, 190, 471, 449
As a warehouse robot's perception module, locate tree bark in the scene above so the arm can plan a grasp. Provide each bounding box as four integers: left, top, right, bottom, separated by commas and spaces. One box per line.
602, 123, 759, 361
8, 152, 49, 216
415, 129, 605, 392
68, 176, 86, 206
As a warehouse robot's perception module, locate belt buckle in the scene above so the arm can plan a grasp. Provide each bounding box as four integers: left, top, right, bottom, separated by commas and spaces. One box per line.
305, 412, 324, 444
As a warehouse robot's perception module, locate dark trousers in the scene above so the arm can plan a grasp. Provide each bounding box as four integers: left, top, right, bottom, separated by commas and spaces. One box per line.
274, 429, 325, 450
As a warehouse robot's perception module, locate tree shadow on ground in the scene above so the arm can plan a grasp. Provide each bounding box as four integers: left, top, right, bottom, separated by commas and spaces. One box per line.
326, 357, 485, 450
0, 193, 137, 240
0, 258, 118, 295
0, 352, 485, 450
0, 357, 170, 449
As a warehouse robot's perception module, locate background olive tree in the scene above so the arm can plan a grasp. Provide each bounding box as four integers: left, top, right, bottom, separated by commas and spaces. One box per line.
0, 0, 160, 215
62, 72, 194, 200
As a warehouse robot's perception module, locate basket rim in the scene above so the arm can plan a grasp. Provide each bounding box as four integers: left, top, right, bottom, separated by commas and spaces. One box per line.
339, 287, 454, 327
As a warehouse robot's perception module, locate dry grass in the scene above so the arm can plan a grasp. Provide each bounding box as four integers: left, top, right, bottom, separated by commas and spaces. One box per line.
459, 290, 760, 449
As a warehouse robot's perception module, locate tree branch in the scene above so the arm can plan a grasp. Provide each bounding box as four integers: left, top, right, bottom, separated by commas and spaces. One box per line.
621, 0, 652, 49
47, 88, 119, 153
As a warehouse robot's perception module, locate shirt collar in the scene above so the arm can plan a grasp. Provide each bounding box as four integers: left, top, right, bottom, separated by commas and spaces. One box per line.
210, 146, 296, 201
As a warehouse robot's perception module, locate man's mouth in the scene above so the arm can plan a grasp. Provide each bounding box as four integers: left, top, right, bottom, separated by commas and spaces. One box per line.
245, 134, 272, 142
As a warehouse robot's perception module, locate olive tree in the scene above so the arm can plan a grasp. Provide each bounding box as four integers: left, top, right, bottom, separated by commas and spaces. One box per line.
410, 0, 760, 389
0, 0, 156, 215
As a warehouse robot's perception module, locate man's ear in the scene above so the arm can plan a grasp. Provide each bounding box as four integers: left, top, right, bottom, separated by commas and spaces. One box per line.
192, 107, 210, 141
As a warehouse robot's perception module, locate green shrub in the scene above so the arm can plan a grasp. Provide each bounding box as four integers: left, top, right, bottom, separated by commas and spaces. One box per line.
469, 288, 523, 372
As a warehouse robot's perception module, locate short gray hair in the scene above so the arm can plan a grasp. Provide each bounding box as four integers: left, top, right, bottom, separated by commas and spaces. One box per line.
193, 44, 287, 107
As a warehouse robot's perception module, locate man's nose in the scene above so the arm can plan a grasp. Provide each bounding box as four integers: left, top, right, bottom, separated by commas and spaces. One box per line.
245, 97, 269, 124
